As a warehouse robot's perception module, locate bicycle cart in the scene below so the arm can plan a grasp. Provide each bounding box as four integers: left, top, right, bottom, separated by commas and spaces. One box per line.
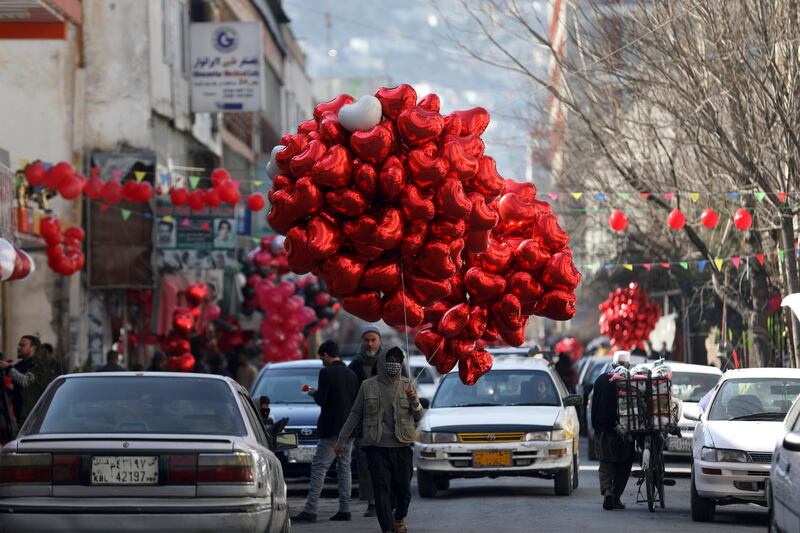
615, 371, 679, 512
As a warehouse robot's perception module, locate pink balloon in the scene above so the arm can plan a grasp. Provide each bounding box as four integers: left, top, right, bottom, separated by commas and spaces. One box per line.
206, 304, 221, 321
277, 281, 296, 298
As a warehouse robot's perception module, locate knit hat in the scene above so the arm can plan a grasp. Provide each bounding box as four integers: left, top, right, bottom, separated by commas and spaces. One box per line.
361, 325, 382, 338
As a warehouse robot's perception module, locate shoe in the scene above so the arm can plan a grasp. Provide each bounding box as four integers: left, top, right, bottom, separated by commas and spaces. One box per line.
394, 518, 408, 533
329, 511, 351, 521
603, 494, 614, 510
364, 504, 376, 517
613, 497, 626, 510
291, 511, 317, 522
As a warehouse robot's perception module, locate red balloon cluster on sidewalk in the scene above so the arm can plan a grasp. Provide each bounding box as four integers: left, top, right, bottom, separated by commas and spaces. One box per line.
40, 216, 85, 276
256, 280, 317, 363
598, 283, 661, 350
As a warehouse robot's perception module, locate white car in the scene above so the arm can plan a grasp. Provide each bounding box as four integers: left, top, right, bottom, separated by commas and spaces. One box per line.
664, 363, 722, 456
409, 355, 441, 403
688, 367, 800, 522
767, 393, 800, 533
0, 372, 295, 533
414, 359, 582, 497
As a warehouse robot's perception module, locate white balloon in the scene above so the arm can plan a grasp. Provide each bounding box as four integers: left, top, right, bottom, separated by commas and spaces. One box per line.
338, 95, 383, 132
266, 145, 284, 179
782, 293, 800, 322
0, 238, 16, 281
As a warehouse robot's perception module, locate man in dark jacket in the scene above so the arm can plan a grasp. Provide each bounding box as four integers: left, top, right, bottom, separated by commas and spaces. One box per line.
98, 350, 126, 372
347, 324, 382, 516
292, 341, 360, 523
0, 335, 48, 428
591, 350, 634, 511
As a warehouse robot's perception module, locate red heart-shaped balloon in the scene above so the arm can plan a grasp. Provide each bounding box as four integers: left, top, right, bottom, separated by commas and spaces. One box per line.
515, 238, 550, 274
535, 213, 570, 252
275, 135, 309, 172
318, 254, 366, 297
492, 293, 523, 332
375, 84, 417, 120
363, 259, 401, 294
508, 271, 545, 304
438, 303, 470, 337
459, 349, 493, 385
416, 241, 455, 280
464, 306, 489, 341
307, 215, 342, 258
435, 179, 473, 219
169, 353, 196, 373
415, 327, 445, 359
505, 179, 537, 203
343, 215, 378, 247
429, 348, 459, 375
408, 272, 452, 306
400, 185, 436, 222
314, 94, 356, 121
443, 113, 463, 136
343, 291, 384, 322
379, 155, 406, 200
469, 194, 499, 231
290, 139, 327, 178
423, 300, 449, 325
373, 208, 404, 250
418, 93, 441, 113
466, 157, 505, 200
172, 308, 195, 335
268, 177, 323, 234
464, 229, 491, 253
541, 250, 581, 291
326, 188, 367, 217
400, 222, 429, 259
297, 119, 318, 135
534, 290, 576, 320
186, 283, 208, 306
397, 106, 445, 146
312, 144, 352, 188
319, 111, 348, 145
442, 140, 479, 180
353, 161, 378, 201
464, 267, 507, 301
447, 338, 476, 360
444, 134, 485, 160
478, 241, 515, 274
452, 107, 490, 136
498, 319, 527, 347
381, 290, 424, 328
284, 226, 318, 274
407, 149, 448, 190
429, 218, 466, 241
349, 124, 394, 165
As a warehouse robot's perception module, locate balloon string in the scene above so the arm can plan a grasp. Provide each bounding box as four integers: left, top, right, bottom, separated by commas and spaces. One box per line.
399, 256, 418, 387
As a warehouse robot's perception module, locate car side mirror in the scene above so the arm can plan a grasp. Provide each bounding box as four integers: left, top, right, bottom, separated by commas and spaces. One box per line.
684, 410, 701, 422
419, 397, 430, 409
563, 394, 582, 407
783, 431, 800, 452
275, 431, 298, 451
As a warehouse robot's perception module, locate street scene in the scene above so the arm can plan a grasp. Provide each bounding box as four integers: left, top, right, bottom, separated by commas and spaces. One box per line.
1, 0, 800, 532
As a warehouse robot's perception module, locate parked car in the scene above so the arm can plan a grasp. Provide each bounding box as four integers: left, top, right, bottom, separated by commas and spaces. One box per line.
409, 355, 440, 403
688, 367, 800, 522
663, 363, 722, 456
576, 355, 612, 436
0, 372, 294, 533
767, 392, 800, 533
414, 358, 582, 497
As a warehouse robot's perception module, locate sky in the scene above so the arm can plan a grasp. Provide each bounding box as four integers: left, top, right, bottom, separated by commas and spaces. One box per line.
282, 0, 551, 183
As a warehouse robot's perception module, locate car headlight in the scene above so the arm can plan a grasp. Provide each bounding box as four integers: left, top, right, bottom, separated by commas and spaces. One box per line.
701, 447, 749, 463
524, 431, 551, 441
551, 429, 570, 441
419, 431, 458, 444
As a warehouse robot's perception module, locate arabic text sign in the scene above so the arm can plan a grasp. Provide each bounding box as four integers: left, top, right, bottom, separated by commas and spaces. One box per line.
190, 22, 263, 112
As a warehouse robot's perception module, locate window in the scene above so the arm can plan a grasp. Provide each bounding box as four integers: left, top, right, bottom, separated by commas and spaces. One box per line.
432, 370, 559, 408
251, 368, 320, 404
412, 367, 434, 385
708, 378, 800, 421
239, 392, 269, 448
670, 372, 721, 403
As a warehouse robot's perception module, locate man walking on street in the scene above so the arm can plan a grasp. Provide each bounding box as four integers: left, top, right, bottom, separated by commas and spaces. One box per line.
348, 325, 382, 516
337, 347, 422, 533
292, 341, 360, 523
591, 350, 635, 511
0, 335, 48, 427
98, 350, 125, 372
235, 351, 257, 391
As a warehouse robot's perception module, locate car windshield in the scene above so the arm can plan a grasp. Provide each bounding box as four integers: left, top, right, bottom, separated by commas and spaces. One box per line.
432, 370, 559, 408
708, 377, 800, 421
412, 366, 435, 384
671, 372, 720, 402
251, 368, 319, 404
29, 376, 246, 436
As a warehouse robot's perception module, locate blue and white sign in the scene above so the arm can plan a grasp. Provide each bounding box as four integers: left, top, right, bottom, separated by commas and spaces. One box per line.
190, 22, 262, 113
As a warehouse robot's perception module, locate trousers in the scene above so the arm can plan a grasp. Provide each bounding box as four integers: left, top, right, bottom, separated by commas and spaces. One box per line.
355, 438, 374, 502
595, 431, 634, 497
364, 446, 413, 532
304, 437, 353, 514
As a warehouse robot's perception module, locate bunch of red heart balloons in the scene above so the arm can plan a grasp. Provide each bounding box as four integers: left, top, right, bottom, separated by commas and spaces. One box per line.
169, 168, 240, 211
256, 279, 317, 363
40, 216, 85, 276
554, 337, 584, 362
161, 282, 214, 372
266, 84, 580, 384
295, 275, 340, 333
0, 238, 35, 282
598, 283, 661, 350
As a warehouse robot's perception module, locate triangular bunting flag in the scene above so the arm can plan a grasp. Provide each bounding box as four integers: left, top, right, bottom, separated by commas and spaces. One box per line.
756, 253, 764, 265
623, 264, 633, 271
18, 158, 28, 169
640, 192, 651, 200
663, 192, 674, 202
134, 171, 146, 183
778, 192, 788, 202
617, 192, 630, 200
679, 261, 689, 269
603, 263, 614, 270
159, 172, 170, 185
690, 192, 700, 203
548, 192, 559, 201
714, 258, 724, 271
189, 176, 201, 189
163, 215, 173, 223
181, 218, 191, 227
570, 192, 583, 200
778, 249, 785, 262
120, 209, 131, 221
251, 237, 261, 244
729, 192, 739, 200
253, 180, 263, 187
698, 260, 708, 271
642, 263, 652, 271
232, 179, 241, 188
732, 256, 741, 268
15, 176, 23, 187
660, 262, 671, 269
99, 203, 109, 213
595, 192, 606, 202
754, 191, 766, 202
43, 162, 52, 170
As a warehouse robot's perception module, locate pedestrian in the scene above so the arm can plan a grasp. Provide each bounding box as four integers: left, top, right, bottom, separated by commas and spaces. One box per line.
336, 347, 422, 533
235, 351, 257, 391
347, 324, 382, 517
0, 335, 48, 427
191, 337, 210, 373
292, 341, 360, 523
98, 350, 126, 372
258, 395, 275, 430
208, 354, 232, 378
148, 352, 168, 371
39, 343, 62, 381
591, 350, 635, 511
554, 352, 579, 393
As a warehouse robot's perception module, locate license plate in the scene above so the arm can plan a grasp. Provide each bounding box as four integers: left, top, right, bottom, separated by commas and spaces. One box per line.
472, 450, 512, 467
288, 446, 317, 463
667, 437, 692, 453
91, 456, 158, 485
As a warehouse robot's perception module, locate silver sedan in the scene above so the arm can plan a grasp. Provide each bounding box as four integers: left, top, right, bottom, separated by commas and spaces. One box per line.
0, 372, 294, 533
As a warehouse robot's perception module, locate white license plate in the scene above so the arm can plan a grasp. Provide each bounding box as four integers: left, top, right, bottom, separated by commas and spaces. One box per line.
91, 456, 159, 485
288, 446, 317, 463
667, 437, 692, 453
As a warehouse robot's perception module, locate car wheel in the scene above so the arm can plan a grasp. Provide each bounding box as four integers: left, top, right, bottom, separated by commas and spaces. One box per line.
572, 452, 580, 489
435, 476, 450, 491
690, 467, 715, 522
555, 460, 574, 496
279, 510, 291, 533
587, 434, 597, 461
417, 469, 437, 498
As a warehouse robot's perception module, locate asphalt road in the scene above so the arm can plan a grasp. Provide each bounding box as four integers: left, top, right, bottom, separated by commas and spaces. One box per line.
286, 440, 767, 533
